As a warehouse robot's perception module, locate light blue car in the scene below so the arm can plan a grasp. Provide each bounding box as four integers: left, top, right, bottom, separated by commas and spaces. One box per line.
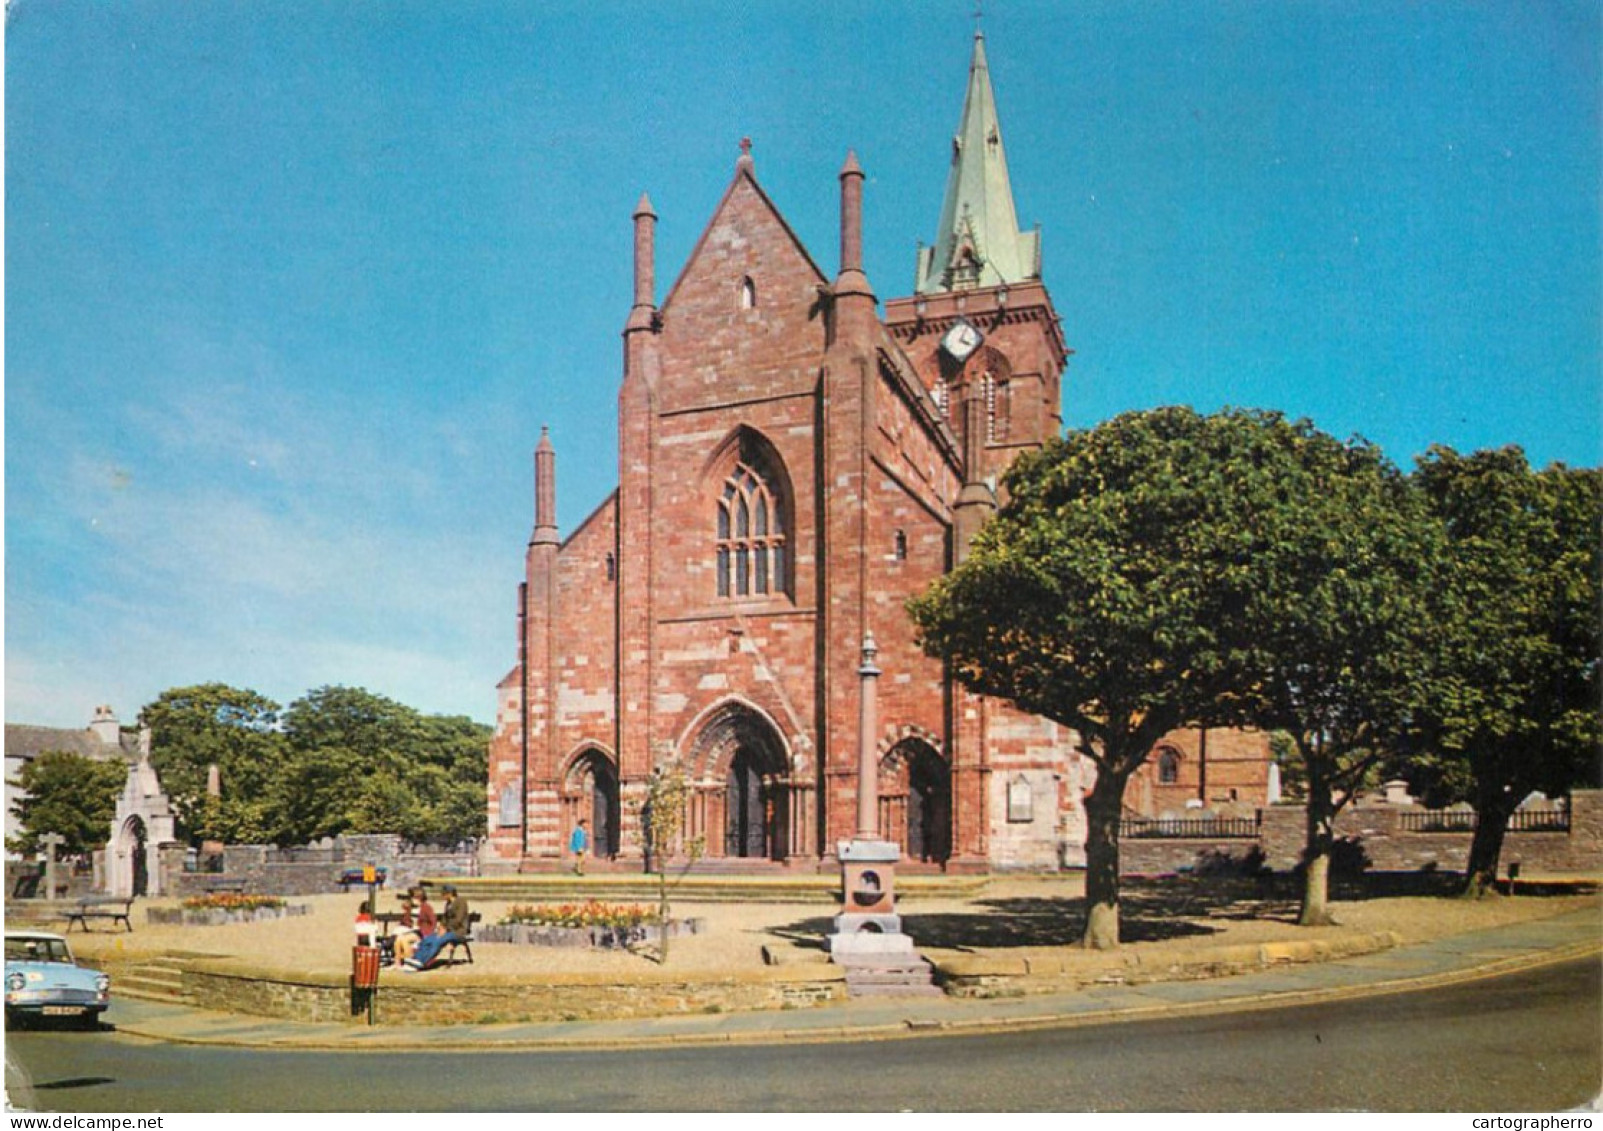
5, 931, 110, 1029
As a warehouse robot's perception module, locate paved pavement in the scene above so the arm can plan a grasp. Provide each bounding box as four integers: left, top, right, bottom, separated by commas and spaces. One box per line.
101, 907, 1601, 1052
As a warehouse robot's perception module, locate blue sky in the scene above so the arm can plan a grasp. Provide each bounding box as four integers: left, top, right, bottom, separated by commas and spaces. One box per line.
7, 1, 1599, 729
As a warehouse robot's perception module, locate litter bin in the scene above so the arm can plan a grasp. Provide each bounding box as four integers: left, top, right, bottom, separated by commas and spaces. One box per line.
352, 945, 382, 989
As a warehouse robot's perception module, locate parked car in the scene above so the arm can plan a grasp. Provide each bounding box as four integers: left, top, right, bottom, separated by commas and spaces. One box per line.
4, 931, 110, 1029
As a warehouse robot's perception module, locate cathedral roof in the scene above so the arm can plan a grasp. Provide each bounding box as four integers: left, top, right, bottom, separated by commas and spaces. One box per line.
915, 32, 1040, 295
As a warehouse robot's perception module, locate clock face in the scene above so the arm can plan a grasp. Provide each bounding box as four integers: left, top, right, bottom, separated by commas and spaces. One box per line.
941, 319, 984, 362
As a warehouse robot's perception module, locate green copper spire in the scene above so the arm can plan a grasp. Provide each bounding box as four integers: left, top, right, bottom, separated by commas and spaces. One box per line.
915, 32, 1040, 295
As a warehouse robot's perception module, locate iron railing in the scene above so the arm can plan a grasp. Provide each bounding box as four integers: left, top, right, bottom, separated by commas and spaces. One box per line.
1399, 809, 1570, 834
1120, 816, 1261, 839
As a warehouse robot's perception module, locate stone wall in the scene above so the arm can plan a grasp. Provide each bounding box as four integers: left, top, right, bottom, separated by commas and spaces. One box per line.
1118, 790, 1602, 877
157, 835, 480, 898
175, 960, 846, 1026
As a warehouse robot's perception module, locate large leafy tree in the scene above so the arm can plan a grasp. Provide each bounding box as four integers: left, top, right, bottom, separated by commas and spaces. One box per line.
140, 683, 284, 844
6, 751, 128, 858
1411, 448, 1602, 897
281, 687, 490, 844
1228, 427, 1440, 925
910, 407, 1303, 948
139, 683, 490, 847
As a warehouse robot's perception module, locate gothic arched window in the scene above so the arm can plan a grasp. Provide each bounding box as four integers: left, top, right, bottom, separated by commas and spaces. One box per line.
715, 439, 789, 600
1157, 748, 1181, 786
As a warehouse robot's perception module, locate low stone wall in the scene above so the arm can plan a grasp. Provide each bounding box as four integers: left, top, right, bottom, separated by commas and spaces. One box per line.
158, 835, 481, 898
931, 929, 1403, 999
1119, 790, 1601, 878
477, 918, 703, 948
173, 959, 847, 1026
1120, 839, 1261, 877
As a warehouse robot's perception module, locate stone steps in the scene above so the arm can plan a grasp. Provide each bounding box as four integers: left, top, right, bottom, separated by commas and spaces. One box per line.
111, 958, 191, 1005
834, 953, 943, 998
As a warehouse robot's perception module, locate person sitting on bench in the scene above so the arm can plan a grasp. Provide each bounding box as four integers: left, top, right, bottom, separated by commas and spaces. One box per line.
403, 885, 467, 971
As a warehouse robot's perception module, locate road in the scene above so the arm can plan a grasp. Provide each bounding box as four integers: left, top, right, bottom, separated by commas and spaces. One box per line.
6, 956, 1599, 1112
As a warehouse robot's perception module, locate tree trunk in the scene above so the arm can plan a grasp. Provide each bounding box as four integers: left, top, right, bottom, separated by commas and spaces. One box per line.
657, 868, 671, 963
1081, 771, 1127, 950
1299, 779, 1337, 927
1461, 792, 1514, 899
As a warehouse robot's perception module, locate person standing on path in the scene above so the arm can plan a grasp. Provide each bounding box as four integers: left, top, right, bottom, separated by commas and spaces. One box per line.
570, 819, 589, 875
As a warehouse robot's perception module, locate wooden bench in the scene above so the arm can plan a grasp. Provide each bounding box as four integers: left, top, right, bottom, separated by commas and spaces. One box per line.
202, 877, 247, 895
445, 912, 481, 965
62, 897, 134, 933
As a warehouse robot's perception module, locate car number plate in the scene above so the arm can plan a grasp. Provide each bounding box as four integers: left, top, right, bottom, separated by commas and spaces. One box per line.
42, 1006, 84, 1016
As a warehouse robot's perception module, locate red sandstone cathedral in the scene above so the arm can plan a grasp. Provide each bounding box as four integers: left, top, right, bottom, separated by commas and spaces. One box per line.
487, 34, 1273, 873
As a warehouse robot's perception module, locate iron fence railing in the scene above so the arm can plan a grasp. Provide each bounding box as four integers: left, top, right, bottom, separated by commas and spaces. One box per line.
1120, 816, 1261, 839
1399, 809, 1570, 834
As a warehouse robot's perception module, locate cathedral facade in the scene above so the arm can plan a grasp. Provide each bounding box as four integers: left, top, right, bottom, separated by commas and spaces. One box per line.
486, 34, 1265, 873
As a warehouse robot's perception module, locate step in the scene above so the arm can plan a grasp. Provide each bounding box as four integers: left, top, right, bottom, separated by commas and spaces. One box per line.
845, 982, 945, 998
115, 974, 189, 1003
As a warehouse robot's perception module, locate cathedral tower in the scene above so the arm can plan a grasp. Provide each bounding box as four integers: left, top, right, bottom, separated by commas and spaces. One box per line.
884, 31, 1069, 556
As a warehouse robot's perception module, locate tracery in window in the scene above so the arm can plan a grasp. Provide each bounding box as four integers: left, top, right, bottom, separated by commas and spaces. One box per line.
715, 439, 789, 600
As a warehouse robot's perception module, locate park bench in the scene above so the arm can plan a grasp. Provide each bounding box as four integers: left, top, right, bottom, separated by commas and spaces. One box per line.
62, 896, 134, 933
337, 867, 388, 892
202, 877, 247, 895
444, 912, 481, 965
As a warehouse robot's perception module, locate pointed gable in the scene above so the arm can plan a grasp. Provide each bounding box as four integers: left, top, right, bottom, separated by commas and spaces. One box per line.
655, 153, 831, 412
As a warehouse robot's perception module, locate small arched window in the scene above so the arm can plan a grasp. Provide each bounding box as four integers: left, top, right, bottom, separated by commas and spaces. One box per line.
1157, 748, 1181, 786
739, 276, 757, 310
893, 530, 908, 561
716, 440, 788, 599
605, 552, 617, 582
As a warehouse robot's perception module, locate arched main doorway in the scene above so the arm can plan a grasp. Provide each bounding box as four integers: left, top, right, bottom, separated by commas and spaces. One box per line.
564, 748, 621, 859
687, 702, 791, 862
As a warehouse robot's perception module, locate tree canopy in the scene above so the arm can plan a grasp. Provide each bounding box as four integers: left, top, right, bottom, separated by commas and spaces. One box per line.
1409, 447, 1602, 894
139, 682, 489, 848
6, 750, 127, 858
1220, 423, 1441, 924
912, 407, 1375, 946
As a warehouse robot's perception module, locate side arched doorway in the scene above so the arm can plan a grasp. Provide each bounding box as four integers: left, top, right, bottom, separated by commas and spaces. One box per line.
564, 748, 621, 860
112, 816, 149, 898
687, 703, 791, 862
884, 740, 952, 865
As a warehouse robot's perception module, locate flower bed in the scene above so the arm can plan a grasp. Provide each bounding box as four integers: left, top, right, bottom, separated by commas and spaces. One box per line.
148, 895, 309, 928
182, 893, 287, 913
478, 901, 704, 949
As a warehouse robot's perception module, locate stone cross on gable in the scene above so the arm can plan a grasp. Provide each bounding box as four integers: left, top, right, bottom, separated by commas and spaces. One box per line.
40, 832, 65, 902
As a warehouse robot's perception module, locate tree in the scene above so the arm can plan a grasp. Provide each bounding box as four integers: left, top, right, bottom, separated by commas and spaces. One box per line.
139, 683, 490, 848
634, 761, 705, 962
6, 751, 127, 858
910, 407, 1307, 948
1411, 448, 1602, 897
281, 687, 490, 845
140, 684, 284, 845
1226, 426, 1440, 925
